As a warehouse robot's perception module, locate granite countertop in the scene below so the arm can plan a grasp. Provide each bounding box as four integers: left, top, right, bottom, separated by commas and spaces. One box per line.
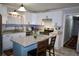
11, 31, 58, 47
11, 35, 49, 47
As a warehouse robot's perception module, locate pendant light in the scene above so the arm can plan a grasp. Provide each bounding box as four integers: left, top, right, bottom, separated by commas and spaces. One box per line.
17, 4, 26, 11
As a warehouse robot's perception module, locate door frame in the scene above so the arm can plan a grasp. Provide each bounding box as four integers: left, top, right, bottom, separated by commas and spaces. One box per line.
63, 12, 79, 51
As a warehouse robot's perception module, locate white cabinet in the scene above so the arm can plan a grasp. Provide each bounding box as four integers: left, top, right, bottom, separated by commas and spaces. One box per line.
0, 5, 8, 24
3, 34, 13, 50
3, 32, 26, 51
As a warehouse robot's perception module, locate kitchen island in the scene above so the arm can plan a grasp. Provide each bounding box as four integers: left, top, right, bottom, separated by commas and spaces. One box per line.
11, 32, 57, 56
12, 35, 49, 56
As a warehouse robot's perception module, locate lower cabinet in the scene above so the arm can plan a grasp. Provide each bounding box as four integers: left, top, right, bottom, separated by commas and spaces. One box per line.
13, 42, 37, 56
3, 32, 26, 51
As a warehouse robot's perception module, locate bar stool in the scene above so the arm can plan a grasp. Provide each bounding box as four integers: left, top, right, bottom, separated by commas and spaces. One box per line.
47, 36, 56, 56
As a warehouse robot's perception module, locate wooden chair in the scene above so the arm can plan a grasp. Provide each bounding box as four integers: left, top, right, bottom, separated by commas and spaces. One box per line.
47, 36, 56, 56
28, 39, 48, 56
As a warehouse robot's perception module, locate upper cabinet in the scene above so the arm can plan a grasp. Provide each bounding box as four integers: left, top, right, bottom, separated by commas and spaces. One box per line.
7, 13, 24, 24
0, 5, 7, 24
7, 8, 24, 24
0, 5, 25, 25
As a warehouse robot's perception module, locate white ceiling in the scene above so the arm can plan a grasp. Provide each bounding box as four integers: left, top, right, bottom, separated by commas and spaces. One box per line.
2, 3, 79, 12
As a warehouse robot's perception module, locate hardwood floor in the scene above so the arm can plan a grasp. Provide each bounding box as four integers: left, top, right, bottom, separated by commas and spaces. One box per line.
3, 47, 79, 56
4, 49, 13, 56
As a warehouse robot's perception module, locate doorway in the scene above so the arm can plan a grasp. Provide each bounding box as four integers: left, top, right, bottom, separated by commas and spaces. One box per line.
64, 15, 79, 50
0, 14, 2, 55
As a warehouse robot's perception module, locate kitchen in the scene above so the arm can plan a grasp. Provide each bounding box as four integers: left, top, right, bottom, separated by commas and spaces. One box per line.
0, 3, 79, 56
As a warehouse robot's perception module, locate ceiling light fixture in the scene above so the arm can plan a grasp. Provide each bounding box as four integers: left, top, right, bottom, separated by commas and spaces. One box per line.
9, 10, 20, 16
17, 4, 26, 11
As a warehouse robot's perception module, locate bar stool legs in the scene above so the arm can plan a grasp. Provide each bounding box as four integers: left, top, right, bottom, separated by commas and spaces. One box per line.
53, 48, 55, 56
48, 49, 51, 56
48, 48, 55, 56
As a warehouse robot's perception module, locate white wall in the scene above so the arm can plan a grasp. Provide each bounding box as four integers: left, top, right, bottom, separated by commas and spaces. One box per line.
64, 6, 79, 15
23, 12, 32, 24
31, 10, 63, 26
